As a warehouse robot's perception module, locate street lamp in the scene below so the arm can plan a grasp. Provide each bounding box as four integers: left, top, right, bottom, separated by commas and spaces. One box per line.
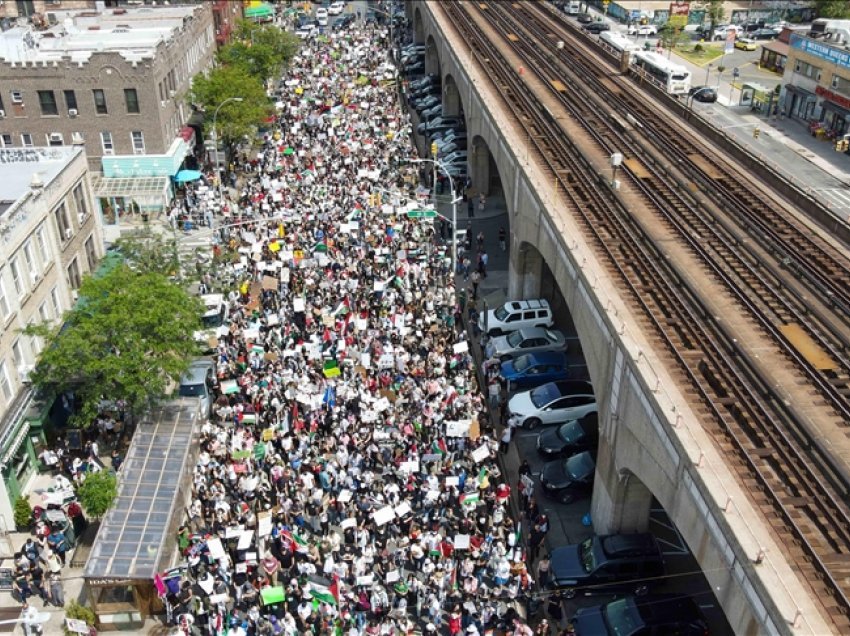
409, 158, 461, 278
211, 97, 244, 205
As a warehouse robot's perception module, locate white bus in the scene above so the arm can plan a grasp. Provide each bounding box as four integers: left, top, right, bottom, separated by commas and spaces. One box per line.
599, 31, 641, 63
631, 51, 692, 95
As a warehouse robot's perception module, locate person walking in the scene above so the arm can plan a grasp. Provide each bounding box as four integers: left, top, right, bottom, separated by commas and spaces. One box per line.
478, 193, 486, 216
499, 226, 507, 251
470, 270, 481, 300
467, 197, 474, 219
48, 572, 64, 608
500, 423, 513, 454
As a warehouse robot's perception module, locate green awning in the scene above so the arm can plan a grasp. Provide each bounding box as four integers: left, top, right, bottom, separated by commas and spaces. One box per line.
245, 2, 274, 19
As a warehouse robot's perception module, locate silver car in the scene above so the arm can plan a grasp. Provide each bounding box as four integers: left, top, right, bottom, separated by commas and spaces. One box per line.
485, 326, 568, 361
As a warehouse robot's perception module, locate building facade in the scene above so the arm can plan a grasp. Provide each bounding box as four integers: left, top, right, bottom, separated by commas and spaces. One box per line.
0, 145, 104, 530
783, 34, 850, 137
0, 3, 215, 170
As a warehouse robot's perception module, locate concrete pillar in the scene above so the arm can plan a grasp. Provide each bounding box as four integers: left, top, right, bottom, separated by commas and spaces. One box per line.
471, 143, 490, 197
425, 44, 439, 76
592, 465, 654, 535
520, 247, 543, 299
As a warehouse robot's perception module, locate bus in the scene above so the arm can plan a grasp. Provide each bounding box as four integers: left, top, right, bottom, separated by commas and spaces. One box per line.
631, 51, 691, 95
599, 31, 641, 63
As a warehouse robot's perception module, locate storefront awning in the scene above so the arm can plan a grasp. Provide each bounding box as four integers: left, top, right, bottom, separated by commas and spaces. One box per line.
244, 2, 275, 20
821, 99, 850, 118
84, 400, 200, 581
785, 84, 816, 98
761, 40, 789, 56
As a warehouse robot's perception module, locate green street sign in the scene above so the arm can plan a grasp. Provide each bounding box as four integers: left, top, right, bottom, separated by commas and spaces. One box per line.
407, 209, 437, 219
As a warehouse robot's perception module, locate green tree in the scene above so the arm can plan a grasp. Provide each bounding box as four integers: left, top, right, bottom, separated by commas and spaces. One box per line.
63, 601, 96, 636
218, 19, 300, 82
77, 471, 118, 519
114, 229, 180, 278
189, 65, 273, 160
695, 0, 725, 39
25, 264, 203, 427
13, 497, 32, 530
814, 0, 850, 19
659, 18, 691, 51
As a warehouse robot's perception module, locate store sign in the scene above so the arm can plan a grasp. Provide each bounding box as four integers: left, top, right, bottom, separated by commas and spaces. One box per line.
791, 34, 850, 71
816, 86, 850, 111
670, 2, 690, 16
87, 577, 134, 587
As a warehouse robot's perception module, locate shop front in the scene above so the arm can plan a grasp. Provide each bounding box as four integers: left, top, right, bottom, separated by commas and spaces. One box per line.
816, 87, 850, 138
784, 84, 818, 121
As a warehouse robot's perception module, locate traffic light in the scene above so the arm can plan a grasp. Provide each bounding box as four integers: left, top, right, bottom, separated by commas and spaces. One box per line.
431, 142, 437, 156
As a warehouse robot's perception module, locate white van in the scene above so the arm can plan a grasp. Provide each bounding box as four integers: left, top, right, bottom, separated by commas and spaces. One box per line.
194, 293, 228, 352
478, 299, 554, 336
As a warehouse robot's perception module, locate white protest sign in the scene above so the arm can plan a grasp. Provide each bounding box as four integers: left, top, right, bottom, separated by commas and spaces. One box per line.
395, 502, 412, 517
207, 537, 226, 560
372, 505, 396, 526
453, 341, 469, 354
445, 419, 472, 438
237, 530, 253, 550
293, 298, 306, 312
471, 445, 490, 463
454, 535, 471, 550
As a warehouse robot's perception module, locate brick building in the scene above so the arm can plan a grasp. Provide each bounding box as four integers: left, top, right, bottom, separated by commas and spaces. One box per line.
0, 145, 104, 530
0, 3, 215, 170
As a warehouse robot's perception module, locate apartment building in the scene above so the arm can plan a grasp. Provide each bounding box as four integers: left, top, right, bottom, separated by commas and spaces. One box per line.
0, 145, 104, 530
0, 3, 215, 170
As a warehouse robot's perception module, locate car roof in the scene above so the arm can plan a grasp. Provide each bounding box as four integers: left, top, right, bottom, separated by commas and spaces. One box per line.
182, 359, 213, 384
551, 379, 594, 396
517, 351, 568, 366
502, 298, 550, 312
631, 594, 706, 624
599, 533, 660, 558
516, 326, 557, 338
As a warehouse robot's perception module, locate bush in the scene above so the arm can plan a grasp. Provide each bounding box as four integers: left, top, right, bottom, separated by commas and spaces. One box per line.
693, 42, 704, 52
13, 497, 32, 530
63, 601, 96, 636
77, 471, 118, 520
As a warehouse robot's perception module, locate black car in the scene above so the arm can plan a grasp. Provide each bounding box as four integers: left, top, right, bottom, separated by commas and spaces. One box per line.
751, 28, 780, 40
549, 533, 664, 597
403, 62, 425, 77
536, 412, 598, 459
576, 12, 593, 23
583, 21, 610, 33
332, 14, 355, 29
540, 450, 596, 504
688, 85, 718, 103
571, 594, 709, 636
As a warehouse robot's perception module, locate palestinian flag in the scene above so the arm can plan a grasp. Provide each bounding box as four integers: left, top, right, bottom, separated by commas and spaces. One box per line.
432, 439, 447, 456
310, 580, 339, 605
459, 492, 480, 507
251, 343, 264, 354
314, 241, 328, 253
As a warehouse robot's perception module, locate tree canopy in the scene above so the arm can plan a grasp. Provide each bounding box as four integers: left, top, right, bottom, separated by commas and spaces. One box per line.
78, 471, 118, 519
114, 229, 180, 278
218, 19, 300, 82
814, 0, 850, 19
25, 263, 203, 427
695, 0, 725, 38
189, 64, 273, 155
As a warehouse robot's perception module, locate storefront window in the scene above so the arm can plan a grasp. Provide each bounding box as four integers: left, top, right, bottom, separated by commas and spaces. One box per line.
95, 585, 135, 606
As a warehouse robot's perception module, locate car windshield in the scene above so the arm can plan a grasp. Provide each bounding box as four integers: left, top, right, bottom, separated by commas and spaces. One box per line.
530, 383, 559, 408
513, 355, 532, 372
603, 598, 643, 635
556, 420, 583, 443
565, 452, 594, 480
544, 329, 558, 342
201, 310, 223, 328
179, 382, 205, 398
579, 537, 596, 573
506, 331, 525, 347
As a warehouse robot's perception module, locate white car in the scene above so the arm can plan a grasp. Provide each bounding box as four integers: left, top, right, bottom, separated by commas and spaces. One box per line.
627, 24, 657, 36
295, 23, 318, 39
507, 380, 597, 430
479, 299, 553, 336
713, 24, 743, 40
328, 2, 344, 16
316, 7, 329, 26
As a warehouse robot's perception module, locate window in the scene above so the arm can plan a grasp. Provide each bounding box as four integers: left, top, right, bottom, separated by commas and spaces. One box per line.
0, 133, 11, 147
38, 301, 50, 323
131, 130, 145, 154
0, 276, 9, 318
22, 241, 39, 282
64, 89, 78, 111
67, 258, 81, 290
100, 131, 113, 155
21, 133, 33, 148
54, 203, 71, 241
73, 183, 89, 221
36, 225, 50, 264
0, 360, 11, 404
84, 236, 97, 271
37, 90, 58, 116
11, 341, 24, 369
92, 89, 108, 114
11, 91, 22, 104
50, 287, 62, 317
124, 88, 140, 114
9, 258, 25, 297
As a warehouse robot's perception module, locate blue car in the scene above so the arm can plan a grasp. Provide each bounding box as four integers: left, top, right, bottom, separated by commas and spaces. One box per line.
500, 351, 570, 388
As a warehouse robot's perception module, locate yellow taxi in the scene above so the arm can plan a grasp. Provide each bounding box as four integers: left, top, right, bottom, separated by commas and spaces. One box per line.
735, 37, 759, 51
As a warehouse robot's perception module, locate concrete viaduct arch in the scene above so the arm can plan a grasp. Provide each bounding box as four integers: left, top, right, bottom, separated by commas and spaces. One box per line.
413, 2, 822, 634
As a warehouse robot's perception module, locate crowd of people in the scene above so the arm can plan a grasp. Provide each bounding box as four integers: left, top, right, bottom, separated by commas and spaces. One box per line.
162, 14, 560, 636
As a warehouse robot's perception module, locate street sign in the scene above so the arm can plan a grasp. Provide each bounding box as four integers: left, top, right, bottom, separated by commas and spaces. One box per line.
407, 209, 437, 219
733, 67, 740, 78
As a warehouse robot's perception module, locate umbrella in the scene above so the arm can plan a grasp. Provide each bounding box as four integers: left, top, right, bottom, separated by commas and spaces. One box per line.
174, 169, 202, 183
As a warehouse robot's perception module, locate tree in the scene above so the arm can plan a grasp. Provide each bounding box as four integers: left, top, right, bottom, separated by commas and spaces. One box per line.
659, 18, 691, 52
218, 19, 300, 82
189, 65, 273, 160
814, 0, 850, 19
25, 264, 204, 427
77, 471, 118, 520
695, 0, 725, 40
114, 229, 180, 278
63, 601, 96, 636
13, 497, 32, 530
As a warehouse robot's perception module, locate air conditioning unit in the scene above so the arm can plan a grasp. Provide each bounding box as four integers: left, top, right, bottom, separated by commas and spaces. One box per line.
49, 133, 63, 143
17, 365, 34, 384
71, 290, 78, 301
169, 89, 177, 98
68, 108, 78, 117
64, 228, 72, 239
30, 272, 40, 284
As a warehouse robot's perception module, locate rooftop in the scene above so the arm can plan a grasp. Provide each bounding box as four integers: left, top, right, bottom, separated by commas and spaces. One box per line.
0, 4, 203, 65
0, 146, 82, 217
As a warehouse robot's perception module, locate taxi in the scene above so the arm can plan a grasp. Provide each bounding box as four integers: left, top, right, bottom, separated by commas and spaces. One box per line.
735, 37, 758, 51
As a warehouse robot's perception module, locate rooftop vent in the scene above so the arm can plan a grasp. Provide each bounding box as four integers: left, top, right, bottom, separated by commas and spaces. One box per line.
30, 173, 44, 189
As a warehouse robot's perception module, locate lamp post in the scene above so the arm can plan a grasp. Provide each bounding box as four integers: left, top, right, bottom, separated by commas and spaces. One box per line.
211, 97, 244, 204
409, 158, 461, 278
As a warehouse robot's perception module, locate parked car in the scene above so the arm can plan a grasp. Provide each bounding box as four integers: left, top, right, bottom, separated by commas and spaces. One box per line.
507, 379, 596, 429
430, 129, 467, 143
402, 62, 425, 77
500, 351, 571, 389
485, 327, 568, 362
734, 37, 758, 50
571, 594, 709, 635
583, 21, 610, 33
576, 12, 593, 23
536, 411, 599, 458
413, 95, 440, 112
688, 85, 718, 103
328, 1, 345, 16
417, 117, 463, 135
441, 150, 468, 166
332, 14, 355, 29
295, 22, 318, 38
421, 104, 444, 121
751, 28, 780, 40
178, 358, 215, 416
437, 141, 466, 157
627, 23, 657, 36
549, 534, 664, 597
479, 298, 553, 336
193, 293, 229, 353
712, 24, 742, 40
540, 450, 596, 503
315, 7, 329, 26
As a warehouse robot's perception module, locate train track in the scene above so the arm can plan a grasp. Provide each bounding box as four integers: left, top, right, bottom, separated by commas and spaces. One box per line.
434, 0, 850, 628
